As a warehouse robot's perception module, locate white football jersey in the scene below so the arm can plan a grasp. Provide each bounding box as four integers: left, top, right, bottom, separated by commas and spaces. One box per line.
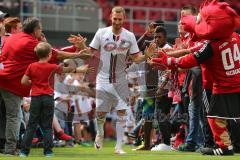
90, 26, 140, 84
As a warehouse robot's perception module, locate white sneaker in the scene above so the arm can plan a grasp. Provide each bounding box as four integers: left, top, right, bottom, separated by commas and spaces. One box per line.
114, 148, 127, 154
151, 143, 171, 151
94, 135, 104, 150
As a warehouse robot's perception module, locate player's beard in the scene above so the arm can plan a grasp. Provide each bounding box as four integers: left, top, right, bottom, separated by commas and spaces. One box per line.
113, 24, 122, 32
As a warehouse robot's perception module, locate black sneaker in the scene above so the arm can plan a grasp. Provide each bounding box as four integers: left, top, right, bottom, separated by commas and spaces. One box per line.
200, 146, 234, 156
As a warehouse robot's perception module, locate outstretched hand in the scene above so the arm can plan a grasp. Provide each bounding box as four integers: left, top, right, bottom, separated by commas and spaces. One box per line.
152, 50, 169, 65
144, 42, 157, 58
147, 50, 169, 70
78, 48, 94, 59
68, 34, 87, 50
145, 22, 155, 36
76, 64, 94, 74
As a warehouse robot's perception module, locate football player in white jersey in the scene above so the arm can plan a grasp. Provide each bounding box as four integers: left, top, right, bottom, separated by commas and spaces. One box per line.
76, 6, 155, 154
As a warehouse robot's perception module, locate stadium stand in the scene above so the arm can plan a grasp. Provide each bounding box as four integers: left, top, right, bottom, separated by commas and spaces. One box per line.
20, 0, 101, 32
16, 0, 240, 42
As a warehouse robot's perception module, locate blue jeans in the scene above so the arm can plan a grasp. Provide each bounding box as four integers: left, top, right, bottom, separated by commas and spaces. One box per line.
185, 67, 205, 147
185, 99, 205, 147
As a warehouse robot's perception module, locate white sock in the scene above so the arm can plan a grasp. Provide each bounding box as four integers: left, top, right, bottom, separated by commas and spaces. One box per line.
96, 117, 105, 137
115, 116, 126, 150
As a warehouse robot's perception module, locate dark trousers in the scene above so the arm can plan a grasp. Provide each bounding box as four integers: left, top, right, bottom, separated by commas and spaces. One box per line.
0, 89, 22, 153
21, 95, 54, 154
203, 89, 215, 147
0, 94, 6, 150
155, 95, 172, 145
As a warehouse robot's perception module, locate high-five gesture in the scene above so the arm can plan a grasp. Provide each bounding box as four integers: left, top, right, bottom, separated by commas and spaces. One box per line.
77, 48, 94, 60
68, 34, 87, 50
76, 64, 94, 74
144, 42, 157, 58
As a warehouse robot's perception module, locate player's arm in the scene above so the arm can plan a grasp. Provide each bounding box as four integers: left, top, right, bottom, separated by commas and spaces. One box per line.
21, 75, 31, 86
56, 31, 100, 61
166, 48, 191, 57
130, 43, 157, 63
150, 41, 213, 69
67, 34, 88, 51
68, 30, 101, 53
165, 42, 205, 58
61, 64, 94, 74
56, 48, 94, 61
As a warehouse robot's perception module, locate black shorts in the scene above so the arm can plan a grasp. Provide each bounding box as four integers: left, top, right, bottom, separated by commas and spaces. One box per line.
208, 92, 240, 119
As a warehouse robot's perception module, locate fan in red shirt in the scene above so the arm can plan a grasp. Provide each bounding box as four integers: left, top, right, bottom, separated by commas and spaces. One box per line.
19, 42, 93, 157
0, 17, 93, 155
148, 0, 240, 156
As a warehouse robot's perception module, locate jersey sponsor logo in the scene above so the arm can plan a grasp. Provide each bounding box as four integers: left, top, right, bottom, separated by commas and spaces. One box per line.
226, 67, 240, 76
219, 42, 229, 50
103, 42, 117, 52
103, 39, 132, 55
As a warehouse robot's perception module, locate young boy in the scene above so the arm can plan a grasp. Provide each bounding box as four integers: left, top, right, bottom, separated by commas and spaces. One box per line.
19, 42, 92, 157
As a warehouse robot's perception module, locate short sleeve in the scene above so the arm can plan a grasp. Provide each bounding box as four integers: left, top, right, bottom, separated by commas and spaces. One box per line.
89, 29, 101, 50
49, 48, 58, 64
60, 45, 77, 52
53, 64, 63, 74
24, 64, 32, 77
129, 33, 140, 55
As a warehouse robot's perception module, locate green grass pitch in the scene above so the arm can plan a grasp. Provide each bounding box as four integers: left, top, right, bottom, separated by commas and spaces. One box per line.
0, 141, 240, 160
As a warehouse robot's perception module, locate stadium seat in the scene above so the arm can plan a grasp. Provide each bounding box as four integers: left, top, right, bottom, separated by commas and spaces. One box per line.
160, 0, 171, 8
133, 23, 145, 35
96, 0, 106, 7
123, 21, 130, 30
118, 0, 134, 6
142, 0, 153, 7
149, 11, 162, 21
170, 0, 181, 9
102, 6, 111, 22
164, 11, 177, 21
134, 0, 144, 7
133, 10, 145, 20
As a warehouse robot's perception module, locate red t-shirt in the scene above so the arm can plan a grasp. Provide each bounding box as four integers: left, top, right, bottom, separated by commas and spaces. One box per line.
173, 34, 193, 88
0, 32, 58, 97
25, 62, 62, 96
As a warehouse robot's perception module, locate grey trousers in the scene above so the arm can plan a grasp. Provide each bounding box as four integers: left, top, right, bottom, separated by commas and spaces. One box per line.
0, 88, 22, 153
